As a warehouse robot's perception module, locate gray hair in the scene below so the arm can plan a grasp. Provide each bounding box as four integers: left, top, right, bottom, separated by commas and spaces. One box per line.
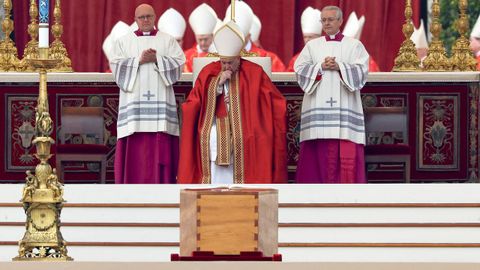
322, 6, 343, 20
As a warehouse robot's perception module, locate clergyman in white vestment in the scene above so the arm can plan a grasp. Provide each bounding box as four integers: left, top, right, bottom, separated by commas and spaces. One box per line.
110, 4, 185, 184
294, 5, 369, 183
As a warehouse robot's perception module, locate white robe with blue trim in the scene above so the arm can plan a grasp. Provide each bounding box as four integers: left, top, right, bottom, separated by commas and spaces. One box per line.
294, 35, 369, 145
110, 31, 185, 139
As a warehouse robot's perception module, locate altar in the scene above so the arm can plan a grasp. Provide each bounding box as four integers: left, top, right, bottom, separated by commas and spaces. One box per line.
0, 72, 478, 183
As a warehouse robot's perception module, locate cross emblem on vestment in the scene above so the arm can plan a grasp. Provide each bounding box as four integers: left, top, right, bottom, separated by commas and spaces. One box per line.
143, 90, 155, 100
326, 97, 337, 107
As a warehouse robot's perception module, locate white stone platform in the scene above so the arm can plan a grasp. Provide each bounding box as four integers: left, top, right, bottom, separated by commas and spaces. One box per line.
1, 184, 480, 263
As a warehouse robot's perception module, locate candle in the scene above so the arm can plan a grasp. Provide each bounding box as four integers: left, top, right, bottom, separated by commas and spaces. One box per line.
39, 0, 49, 48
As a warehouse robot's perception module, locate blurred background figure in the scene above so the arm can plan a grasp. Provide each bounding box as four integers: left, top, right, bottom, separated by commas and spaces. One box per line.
250, 14, 262, 48
225, 1, 286, 71
184, 3, 218, 72
102, 21, 130, 72
342, 11, 380, 72
249, 13, 286, 71
157, 8, 186, 49
287, 6, 322, 71
410, 20, 428, 66
470, 14, 480, 70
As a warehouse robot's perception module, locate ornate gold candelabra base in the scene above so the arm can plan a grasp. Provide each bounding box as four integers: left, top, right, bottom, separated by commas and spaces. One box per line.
423, 41, 451, 71
0, 40, 25, 71
49, 39, 73, 72
13, 48, 72, 262
423, 0, 451, 71
21, 0, 40, 72
451, 37, 477, 71
48, 0, 73, 72
392, 0, 420, 72
0, 0, 24, 72
450, 0, 477, 71
393, 39, 421, 71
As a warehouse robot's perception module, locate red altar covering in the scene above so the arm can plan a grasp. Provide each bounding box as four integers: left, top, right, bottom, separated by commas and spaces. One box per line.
0, 72, 478, 183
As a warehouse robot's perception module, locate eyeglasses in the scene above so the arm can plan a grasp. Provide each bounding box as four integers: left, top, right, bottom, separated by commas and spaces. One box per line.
321, 17, 338, 23
137, 15, 154, 21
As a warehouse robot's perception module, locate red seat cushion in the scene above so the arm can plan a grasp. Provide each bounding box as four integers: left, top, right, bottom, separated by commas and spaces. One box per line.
56, 144, 109, 154
365, 144, 410, 155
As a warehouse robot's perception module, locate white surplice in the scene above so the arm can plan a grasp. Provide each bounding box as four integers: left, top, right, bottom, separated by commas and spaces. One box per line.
110, 31, 185, 139
294, 34, 369, 145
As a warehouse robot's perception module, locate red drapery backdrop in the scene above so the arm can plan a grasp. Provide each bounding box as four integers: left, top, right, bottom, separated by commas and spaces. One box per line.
13, 0, 420, 72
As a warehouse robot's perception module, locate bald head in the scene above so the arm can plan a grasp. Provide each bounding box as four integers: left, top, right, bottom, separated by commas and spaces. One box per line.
135, 4, 156, 32
135, 4, 155, 18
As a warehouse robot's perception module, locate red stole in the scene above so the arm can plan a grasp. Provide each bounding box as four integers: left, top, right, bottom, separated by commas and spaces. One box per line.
325, 32, 344, 42
134, 29, 158, 36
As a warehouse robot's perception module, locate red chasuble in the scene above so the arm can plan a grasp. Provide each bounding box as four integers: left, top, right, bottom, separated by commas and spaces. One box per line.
476, 55, 480, 71
178, 60, 288, 183
369, 57, 380, 72
249, 43, 286, 72
183, 44, 210, 73
286, 52, 300, 72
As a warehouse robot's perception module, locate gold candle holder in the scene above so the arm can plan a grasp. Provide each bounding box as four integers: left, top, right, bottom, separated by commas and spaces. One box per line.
0, 0, 23, 71
21, 0, 41, 72
13, 47, 73, 261
49, 0, 73, 72
450, 0, 477, 71
423, 0, 451, 71
392, 0, 421, 71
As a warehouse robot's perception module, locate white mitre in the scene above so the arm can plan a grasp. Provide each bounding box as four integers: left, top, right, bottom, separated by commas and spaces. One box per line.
342, 11, 359, 38
410, 20, 428, 49
129, 21, 138, 31
224, 0, 254, 38
355, 15, 365, 39
471, 14, 480, 38
301, 6, 322, 35
213, 18, 223, 34
214, 20, 245, 58
157, 8, 186, 39
250, 14, 261, 42
102, 21, 130, 61
189, 3, 217, 35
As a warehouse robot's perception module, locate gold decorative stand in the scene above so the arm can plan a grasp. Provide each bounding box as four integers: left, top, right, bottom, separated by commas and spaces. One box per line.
49, 0, 73, 72
13, 48, 72, 261
423, 0, 451, 71
21, 0, 40, 72
0, 0, 23, 71
392, 0, 421, 71
450, 0, 477, 71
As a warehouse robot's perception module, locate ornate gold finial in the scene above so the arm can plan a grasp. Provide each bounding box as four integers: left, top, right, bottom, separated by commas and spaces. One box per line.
49, 0, 73, 72
450, 0, 477, 71
0, 0, 24, 71
21, 0, 41, 72
423, 0, 451, 71
13, 47, 73, 262
393, 0, 421, 71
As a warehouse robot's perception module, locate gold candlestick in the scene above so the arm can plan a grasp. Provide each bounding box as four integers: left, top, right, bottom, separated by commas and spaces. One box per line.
0, 0, 23, 71
49, 0, 73, 72
393, 0, 421, 71
13, 47, 73, 262
450, 0, 477, 71
423, 0, 451, 71
21, 0, 41, 72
